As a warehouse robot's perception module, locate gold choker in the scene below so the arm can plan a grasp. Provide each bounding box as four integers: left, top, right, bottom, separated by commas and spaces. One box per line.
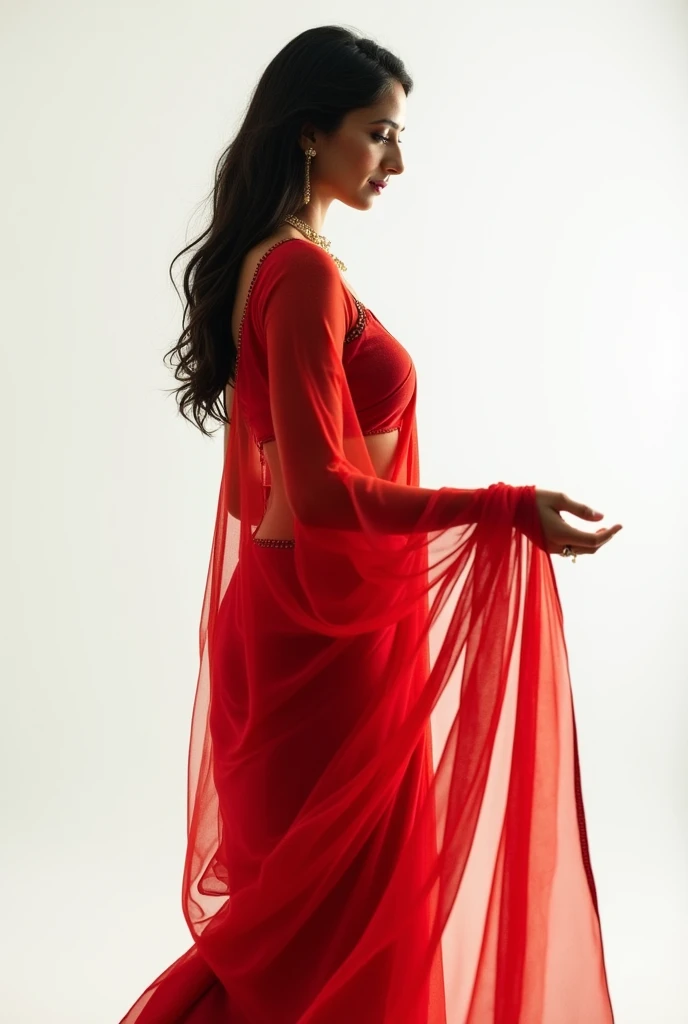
283, 214, 347, 272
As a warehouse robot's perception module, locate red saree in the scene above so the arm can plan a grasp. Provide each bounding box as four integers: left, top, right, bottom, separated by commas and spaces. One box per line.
119, 238, 615, 1023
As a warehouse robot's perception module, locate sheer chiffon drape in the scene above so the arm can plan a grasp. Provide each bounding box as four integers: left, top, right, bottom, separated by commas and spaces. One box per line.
118, 241, 614, 1023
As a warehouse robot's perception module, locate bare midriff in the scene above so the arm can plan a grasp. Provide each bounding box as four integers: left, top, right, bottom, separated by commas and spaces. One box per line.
253, 429, 400, 541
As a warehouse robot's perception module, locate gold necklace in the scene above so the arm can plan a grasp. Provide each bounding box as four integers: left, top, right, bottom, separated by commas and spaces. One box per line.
283, 214, 347, 272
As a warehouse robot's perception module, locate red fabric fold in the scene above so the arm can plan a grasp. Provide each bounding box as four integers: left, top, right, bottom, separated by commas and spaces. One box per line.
119, 238, 614, 1023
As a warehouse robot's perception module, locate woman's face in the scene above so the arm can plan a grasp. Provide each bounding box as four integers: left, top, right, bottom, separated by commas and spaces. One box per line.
300, 80, 406, 215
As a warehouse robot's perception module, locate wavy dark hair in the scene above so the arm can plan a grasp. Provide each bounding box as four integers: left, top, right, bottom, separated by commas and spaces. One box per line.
163, 25, 414, 437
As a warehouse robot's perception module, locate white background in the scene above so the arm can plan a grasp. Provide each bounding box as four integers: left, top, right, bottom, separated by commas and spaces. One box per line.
1, 1, 686, 1021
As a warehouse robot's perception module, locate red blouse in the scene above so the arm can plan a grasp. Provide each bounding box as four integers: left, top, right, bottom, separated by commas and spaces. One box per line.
236, 237, 417, 446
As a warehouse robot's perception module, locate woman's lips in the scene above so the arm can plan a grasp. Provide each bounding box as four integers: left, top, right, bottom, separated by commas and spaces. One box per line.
369, 181, 385, 194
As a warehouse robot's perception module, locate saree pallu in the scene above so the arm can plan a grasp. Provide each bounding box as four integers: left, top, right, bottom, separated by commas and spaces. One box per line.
118, 239, 614, 1022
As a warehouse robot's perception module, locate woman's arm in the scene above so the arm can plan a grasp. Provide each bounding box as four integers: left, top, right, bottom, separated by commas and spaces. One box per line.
263, 245, 482, 534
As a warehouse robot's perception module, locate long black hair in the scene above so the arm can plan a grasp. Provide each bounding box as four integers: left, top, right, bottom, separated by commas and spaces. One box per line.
163, 25, 414, 437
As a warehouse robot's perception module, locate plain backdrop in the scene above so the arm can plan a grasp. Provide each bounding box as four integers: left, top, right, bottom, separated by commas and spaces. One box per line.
2, 2, 687, 1021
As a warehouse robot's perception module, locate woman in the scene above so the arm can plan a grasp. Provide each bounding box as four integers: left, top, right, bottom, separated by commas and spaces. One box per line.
119, 26, 621, 1023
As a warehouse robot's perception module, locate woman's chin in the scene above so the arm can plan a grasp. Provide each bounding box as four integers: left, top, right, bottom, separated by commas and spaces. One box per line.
341, 190, 376, 212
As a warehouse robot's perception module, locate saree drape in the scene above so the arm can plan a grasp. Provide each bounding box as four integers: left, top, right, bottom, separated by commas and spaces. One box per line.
119, 238, 614, 1023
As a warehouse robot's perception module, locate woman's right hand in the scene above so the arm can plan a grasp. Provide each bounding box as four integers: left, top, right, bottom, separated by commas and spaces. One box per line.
534, 489, 623, 558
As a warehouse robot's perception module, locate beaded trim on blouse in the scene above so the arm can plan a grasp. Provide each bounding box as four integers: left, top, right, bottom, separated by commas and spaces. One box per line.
252, 535, 296, 548
345, 296, 366, 344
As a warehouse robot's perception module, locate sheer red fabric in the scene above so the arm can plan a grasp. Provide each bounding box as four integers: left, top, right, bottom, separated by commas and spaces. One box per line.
119, 238, 615, 1023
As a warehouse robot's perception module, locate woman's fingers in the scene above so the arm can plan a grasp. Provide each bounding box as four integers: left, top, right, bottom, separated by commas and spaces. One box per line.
560, 493, 605, 522
533, 490, 623, 557
561, 523, 622, 552
556, 524, 622, 557
555, 494, 623, 554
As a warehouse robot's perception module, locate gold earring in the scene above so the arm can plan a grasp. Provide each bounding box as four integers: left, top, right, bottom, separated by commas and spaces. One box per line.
303, 147, 316, 205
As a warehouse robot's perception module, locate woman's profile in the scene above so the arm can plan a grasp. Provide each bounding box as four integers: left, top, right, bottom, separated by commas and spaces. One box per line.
118, 25, 621, 1023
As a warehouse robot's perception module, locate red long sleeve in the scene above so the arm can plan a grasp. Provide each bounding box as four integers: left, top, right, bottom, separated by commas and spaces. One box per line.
262, 244, 481, 534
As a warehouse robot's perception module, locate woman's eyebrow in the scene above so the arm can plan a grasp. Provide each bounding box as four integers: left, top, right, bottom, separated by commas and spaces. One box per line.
366, 118, 405, 132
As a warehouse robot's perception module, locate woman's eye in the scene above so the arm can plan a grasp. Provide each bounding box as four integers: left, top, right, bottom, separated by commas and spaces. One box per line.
371, 132, 403, 146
